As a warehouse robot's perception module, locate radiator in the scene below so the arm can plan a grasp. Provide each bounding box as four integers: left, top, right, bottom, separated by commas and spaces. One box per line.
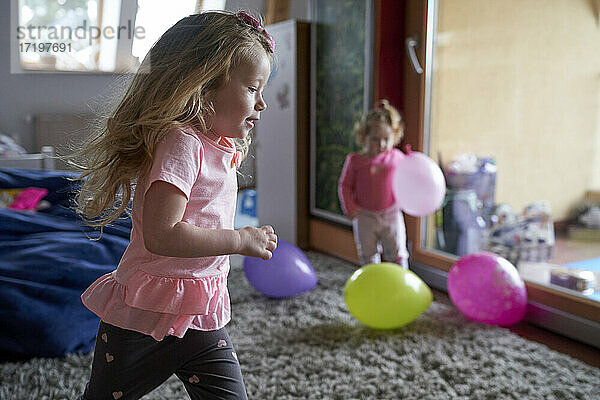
0, 146, 55, 170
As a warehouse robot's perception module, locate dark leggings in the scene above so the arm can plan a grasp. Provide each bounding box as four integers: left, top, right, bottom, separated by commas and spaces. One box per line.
80, 321, 247, 400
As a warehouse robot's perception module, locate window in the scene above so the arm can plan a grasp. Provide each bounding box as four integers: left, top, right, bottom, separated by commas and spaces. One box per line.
131, 0, 200, 63
18, 0, 104, 72
14, 0, 214, 73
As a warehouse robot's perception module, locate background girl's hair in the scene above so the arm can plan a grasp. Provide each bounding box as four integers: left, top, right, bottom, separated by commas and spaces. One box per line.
354, 99, 405, 147
68, 10, 273, 228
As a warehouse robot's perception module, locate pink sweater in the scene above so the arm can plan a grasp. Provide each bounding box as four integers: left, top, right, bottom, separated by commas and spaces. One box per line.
82, 125, 240, 341
338, 148, 404, 215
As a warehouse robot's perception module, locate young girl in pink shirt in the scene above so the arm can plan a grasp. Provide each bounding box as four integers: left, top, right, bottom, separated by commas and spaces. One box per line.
338, 100, 409, 269
73, 11, 277, 400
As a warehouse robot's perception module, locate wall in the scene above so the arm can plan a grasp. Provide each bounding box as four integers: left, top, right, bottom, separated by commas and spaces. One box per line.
225, 0, 311, 20
429, 0, 600, 219
0, 0, 311, 152
0, 1, 118, 151
594, 86, 600, 190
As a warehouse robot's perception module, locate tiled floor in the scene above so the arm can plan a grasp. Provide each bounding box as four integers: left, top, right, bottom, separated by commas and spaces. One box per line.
518, 236, 600, 301
550, 236, 600, 264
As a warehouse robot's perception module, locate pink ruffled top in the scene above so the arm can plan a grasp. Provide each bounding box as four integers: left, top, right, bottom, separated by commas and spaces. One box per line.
82, 126, 240, 341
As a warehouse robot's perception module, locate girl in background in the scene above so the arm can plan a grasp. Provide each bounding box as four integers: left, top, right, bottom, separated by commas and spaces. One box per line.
338, 100, 409, 269
74, 11, 277, 400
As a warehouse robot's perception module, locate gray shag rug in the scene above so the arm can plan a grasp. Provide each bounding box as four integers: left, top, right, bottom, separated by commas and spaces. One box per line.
1, 252, 599, 400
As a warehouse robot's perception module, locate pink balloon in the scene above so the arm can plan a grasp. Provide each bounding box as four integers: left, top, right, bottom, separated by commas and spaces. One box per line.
447, 252, 527, 326
393, 150, 446, 216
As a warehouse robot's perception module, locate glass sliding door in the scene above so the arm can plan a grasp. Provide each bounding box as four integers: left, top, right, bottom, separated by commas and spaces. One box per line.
406, 0, 600, 346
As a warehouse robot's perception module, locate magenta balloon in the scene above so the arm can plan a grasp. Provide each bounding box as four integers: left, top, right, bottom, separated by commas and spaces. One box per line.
447, 252, 527, 326
243, 239, 318, 298
393, 151, 446, 217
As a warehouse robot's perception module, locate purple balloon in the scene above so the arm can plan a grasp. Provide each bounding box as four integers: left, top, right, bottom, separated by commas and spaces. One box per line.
447, 252, 527, 326
243, 239, 318, 298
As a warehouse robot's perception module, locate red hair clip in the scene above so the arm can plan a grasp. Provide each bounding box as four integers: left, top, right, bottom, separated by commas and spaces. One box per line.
237, 11, 275, 53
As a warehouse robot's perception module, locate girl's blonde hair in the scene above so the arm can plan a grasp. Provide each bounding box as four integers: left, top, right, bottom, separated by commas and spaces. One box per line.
354, 99, 405, 147
70, 11, 274, 228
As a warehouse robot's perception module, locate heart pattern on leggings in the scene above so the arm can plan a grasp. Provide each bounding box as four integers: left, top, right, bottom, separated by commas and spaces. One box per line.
101, 333, 108, 343
112, 391, 123, 399
188, 375, 200, 384
105, 353, 114, 363
217, 340, 227, 348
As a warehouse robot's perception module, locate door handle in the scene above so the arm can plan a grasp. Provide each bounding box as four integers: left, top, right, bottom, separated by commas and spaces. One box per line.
406, 35, 424, 74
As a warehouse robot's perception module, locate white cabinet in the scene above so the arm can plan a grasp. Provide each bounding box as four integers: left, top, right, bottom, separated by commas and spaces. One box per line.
256, 19, 310, 247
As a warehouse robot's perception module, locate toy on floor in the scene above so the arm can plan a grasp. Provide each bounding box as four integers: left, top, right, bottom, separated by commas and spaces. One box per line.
243, 239, 317, 298
393, 145, 446, 217
344, 262, 432, 329
485, 201, 555, 264
447, 251, 527, 326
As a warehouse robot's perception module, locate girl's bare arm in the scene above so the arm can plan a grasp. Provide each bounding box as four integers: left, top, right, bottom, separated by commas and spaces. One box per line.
142, 181, 277, 259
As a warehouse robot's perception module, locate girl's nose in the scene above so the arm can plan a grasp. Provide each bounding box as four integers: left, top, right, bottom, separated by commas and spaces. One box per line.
256, 95, 267, 111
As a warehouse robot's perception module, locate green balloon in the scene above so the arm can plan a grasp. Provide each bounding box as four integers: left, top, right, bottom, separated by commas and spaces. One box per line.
344, 263, 433, 329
